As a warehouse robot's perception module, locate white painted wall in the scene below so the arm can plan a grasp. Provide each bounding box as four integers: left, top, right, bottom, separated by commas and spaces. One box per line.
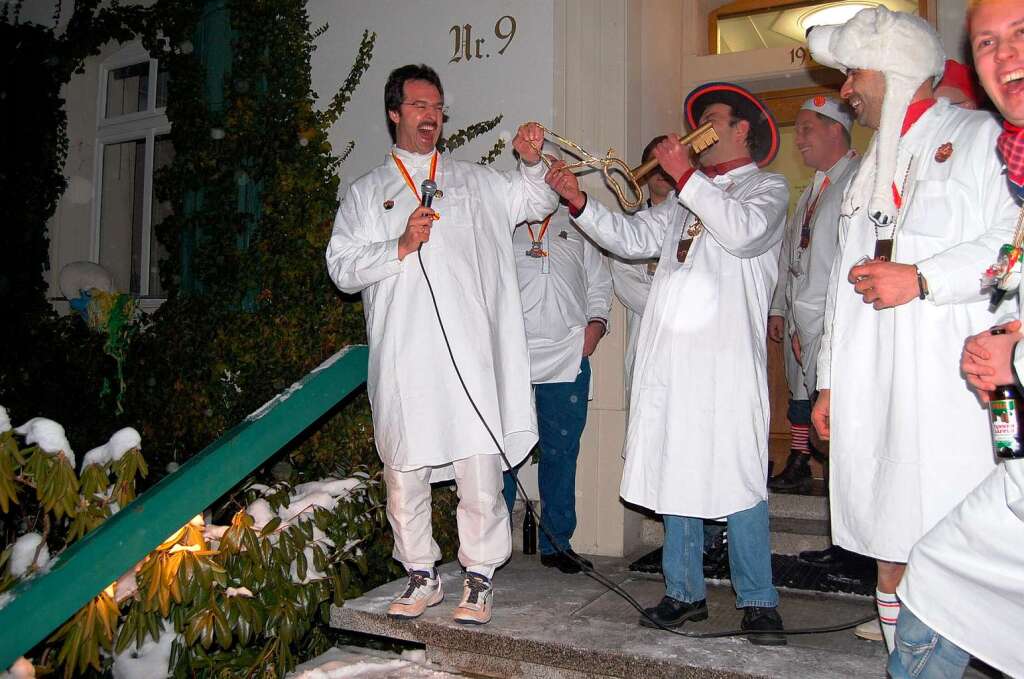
307, 0, 555, 191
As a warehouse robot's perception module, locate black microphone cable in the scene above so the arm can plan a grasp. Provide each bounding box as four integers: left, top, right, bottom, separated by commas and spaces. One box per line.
413, 195, 874, 639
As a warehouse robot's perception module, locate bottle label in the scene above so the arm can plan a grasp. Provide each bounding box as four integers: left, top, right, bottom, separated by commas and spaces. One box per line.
990, 398, 1022, 456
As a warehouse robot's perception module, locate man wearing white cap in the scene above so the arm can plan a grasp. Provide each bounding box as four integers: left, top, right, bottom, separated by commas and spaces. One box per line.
807, 6, 1018, 652
546, 82, 790, 645
768, 96, 858, 494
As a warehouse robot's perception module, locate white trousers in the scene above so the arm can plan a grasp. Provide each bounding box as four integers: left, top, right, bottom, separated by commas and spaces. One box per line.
384, 453, 510, 578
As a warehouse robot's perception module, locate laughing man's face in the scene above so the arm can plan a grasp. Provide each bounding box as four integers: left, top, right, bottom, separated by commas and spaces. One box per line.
971, 0, 1024, 126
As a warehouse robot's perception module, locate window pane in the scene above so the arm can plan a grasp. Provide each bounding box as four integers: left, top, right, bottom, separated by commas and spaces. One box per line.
155, 60, 170, 109
149, 135, 175, 297
99, 139, 146, 294
106, 62, 149, 118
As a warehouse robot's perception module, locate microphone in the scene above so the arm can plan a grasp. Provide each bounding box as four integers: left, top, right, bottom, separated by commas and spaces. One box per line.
417, 179, 438, 254
420, 179, 437, 208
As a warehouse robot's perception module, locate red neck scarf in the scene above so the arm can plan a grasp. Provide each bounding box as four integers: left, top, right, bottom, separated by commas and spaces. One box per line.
997, 120, 1024, 201
901, 98, 936, 136
701, 157, 753, 178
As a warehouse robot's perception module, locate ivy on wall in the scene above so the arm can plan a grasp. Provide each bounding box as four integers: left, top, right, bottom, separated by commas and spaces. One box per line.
3, 0, 513, 672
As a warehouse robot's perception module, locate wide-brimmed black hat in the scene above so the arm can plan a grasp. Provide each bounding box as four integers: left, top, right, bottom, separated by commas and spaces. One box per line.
684, 82, 779, 167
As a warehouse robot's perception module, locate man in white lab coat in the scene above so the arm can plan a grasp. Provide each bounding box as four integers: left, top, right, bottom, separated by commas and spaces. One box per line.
502, 201, 612, 573
767, 97, 858, 494
891, 1, 1024, 677
807, 7, 1017, 652
546, 82, 790, 645
326, 64, 557, 625
610, 136, 672, 396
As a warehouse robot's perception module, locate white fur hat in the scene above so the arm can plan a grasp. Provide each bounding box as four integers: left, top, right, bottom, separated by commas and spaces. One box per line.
808, 6, 944, 228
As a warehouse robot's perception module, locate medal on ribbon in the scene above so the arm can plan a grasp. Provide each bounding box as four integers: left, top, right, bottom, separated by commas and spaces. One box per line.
391, 151, 440, 220
679, 217, 703, 263
525, 213, 553, 258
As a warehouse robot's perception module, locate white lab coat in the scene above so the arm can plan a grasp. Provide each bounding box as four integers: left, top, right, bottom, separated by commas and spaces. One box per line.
817, 101, 1019, 561
609, 257, 655, 395
513, 205, 613, 384
770, 151, 859, 398
574, 164, 789, 518
899, 457, 1024, 678
326, 147, 557, 481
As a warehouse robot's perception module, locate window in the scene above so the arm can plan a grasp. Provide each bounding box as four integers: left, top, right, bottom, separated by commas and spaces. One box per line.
708, 0, 926, 55
94, 44, 172, 299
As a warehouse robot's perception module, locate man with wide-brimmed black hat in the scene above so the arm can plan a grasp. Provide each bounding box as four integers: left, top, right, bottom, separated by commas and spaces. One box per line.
545, 81, 789, 644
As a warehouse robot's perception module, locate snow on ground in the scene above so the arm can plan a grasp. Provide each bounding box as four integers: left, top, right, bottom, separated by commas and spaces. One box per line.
111, 622, 178, 679
288, 647, 467, 678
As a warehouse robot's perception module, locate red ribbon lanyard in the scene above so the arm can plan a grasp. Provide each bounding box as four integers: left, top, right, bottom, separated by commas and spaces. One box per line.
391, 151, 438, 202
528, 213, 553, 244
803, 176, 831, 228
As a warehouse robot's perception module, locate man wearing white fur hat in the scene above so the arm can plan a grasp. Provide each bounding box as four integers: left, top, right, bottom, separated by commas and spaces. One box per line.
768, 96, 858, 494
807, 6, 1018, 652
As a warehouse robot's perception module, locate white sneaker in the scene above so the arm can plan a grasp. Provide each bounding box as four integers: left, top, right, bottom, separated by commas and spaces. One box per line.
854, 615, 883, 641
452, 572, 492, 625
387, 570, 443, 619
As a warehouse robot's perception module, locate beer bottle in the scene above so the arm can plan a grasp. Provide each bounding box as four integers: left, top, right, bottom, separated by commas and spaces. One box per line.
987, 328, 1024, 459
522, 501, 537, 555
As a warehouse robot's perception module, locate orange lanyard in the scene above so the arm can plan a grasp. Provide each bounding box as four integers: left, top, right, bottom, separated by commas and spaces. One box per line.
391, 151, 438, 203
528, 213, 552, 244
803, 176, 830, 229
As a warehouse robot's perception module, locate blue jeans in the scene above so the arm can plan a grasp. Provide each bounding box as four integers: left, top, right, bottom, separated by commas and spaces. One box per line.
503, 358, 590, 555
887, 606, 970, 679
662, 501, 778, 608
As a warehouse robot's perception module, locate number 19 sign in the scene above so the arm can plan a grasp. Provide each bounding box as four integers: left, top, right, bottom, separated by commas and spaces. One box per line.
450, 15, 517, 64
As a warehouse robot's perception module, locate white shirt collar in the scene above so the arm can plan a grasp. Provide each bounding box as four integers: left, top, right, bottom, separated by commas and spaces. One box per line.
390, 145, 436, 170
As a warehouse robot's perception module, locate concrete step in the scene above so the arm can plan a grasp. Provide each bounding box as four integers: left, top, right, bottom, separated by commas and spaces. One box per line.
331, 554, 883, 679
629, 492, 831, 557
511, 491, 831, 558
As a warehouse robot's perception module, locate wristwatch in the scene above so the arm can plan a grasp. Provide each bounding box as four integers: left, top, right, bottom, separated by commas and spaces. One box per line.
916, 266, 929, 300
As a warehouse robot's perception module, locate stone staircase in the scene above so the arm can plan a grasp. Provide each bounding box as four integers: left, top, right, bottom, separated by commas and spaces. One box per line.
330, 553, 883, 678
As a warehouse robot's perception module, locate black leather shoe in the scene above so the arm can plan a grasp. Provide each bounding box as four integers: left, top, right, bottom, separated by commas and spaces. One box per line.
798, 545, 848, 566
741, 606, 787, 646
563, 549, 593, 570
540, 550, 590, 574
768, 450, 813, 493
638, 596, 708, 629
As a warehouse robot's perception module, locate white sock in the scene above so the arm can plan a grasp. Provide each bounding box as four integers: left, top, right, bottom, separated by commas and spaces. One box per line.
467, 565, 495, 580
876, 589, 900, 652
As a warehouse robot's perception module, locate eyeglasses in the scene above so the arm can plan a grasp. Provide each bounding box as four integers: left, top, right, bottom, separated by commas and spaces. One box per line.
401, 100, 448, 115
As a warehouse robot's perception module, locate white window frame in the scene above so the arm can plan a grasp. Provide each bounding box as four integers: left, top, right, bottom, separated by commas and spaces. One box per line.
91, 42, 171, 306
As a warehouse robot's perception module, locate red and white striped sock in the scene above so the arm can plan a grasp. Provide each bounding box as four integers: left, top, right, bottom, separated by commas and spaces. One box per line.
876, 589, 900, 652
791, 423, 810, 454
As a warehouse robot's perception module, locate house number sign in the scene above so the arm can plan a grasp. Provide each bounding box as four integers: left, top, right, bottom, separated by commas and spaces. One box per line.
449, 15, 517, 64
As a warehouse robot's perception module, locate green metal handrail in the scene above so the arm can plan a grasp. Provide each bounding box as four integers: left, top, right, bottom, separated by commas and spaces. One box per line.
0, 344, 369, 669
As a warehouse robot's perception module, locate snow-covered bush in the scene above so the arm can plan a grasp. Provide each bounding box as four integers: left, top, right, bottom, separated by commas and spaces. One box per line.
0, 409, 391, 678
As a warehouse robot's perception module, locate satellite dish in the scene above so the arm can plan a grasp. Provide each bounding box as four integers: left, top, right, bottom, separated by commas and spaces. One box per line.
58, 261, 115, 299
